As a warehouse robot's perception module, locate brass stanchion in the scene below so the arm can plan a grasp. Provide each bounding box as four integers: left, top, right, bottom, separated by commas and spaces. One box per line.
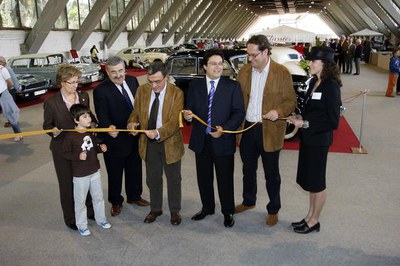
351, 89, 368, 154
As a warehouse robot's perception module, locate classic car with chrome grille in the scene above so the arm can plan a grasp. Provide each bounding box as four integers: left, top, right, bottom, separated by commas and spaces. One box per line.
15, 73, 50, 99
8, 53, 101, 87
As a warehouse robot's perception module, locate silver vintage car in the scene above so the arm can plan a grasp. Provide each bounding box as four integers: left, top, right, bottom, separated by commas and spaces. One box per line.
8, 53, 101, 87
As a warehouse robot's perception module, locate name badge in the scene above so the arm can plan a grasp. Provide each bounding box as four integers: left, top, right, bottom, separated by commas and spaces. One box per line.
312, 92, 322, 100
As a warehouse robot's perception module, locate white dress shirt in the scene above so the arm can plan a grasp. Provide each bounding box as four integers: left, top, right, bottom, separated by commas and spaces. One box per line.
245, 59, 271, 122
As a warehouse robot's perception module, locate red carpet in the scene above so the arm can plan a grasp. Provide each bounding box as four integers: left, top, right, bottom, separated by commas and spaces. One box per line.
17, 69, 147, 109
181, 116, 359, 154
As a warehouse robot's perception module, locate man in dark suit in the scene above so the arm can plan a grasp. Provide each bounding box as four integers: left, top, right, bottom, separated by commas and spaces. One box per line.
127, 61, 184, 226
93, 56, 149, 217
183, 49, 245, 227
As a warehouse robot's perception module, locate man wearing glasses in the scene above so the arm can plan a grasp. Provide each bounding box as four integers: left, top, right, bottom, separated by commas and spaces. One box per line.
93, 56, 149, 217
127, 61, 184, 226
235, 35, 297, 227
183, 49, 245, 227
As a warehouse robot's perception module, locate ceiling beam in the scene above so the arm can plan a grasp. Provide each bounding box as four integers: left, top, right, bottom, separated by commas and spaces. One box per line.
354, 0, 389, 36
146, 0, 185, 46
185, 0, 221, 42
104, 0, 144, 48
25, 0, 69, 53
235, 16, 258, 39
71, 0, 113, 50
345, 1, 381, 31
162, 0, 197, 44
219, 4, 242, 38
194, 0, 230, 38
375, 0, 400, 27
337, 0, 368, 30
128, 0, 168, 46
209, 1, 241, 38
222, 7, 249, 40
174, 0, 211, 44
330, 2, 359, 35
363, 0, 400, 38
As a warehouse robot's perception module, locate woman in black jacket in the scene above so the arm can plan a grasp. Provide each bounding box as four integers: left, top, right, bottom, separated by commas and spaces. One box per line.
288, 46, 342, 234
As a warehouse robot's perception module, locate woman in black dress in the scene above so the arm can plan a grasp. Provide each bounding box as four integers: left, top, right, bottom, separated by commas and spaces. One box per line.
288, 46, 342, 234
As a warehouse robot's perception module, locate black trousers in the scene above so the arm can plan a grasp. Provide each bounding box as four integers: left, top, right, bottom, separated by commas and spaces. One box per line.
195, 135, 235, 215
103, 147, 143, 206
51, 150, 94, 226
397, 73, 400, 93
239, 122, 281, 214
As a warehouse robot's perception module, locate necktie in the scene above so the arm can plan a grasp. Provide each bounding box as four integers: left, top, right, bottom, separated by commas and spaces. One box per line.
206, 80, 215, 134
148, 92, 160, 130
120, 84, 133, 111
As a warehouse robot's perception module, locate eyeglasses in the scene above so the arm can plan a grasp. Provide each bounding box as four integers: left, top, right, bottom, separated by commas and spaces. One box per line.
246, 51, 263, 58
208, 62, 224, 67
65, 80, 80, 85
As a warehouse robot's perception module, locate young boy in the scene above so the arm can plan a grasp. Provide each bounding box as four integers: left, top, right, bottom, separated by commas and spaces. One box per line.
386, 48, 400, 97
63, 103, 111, 236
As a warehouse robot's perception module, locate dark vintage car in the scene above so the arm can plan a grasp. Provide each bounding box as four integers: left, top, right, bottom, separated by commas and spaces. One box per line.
165, 49, 248, 98
165, 49, 309, 139
15, 73, 50, 100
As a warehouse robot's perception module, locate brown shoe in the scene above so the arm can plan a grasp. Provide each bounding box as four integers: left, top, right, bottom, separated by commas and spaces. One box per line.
4, 121, 11, 128
144, 211, 162, 223
127, 198, 150, 206
110, 205, 122, 216
234, 204, 255, 213
170, 212, 182, 226
266, 214, 278, 226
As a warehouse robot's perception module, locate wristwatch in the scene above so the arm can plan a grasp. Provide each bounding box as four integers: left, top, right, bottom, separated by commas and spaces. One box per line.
302, 120, 309, 129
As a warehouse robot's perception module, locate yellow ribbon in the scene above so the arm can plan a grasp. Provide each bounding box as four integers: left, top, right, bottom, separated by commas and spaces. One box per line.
0, 128, 146, 140
1, 112, 292, 140
179, 110, 287, 134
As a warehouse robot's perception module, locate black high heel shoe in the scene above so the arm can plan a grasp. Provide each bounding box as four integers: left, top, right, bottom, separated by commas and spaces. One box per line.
291, 219, 306, 228
293, 222, 320, 234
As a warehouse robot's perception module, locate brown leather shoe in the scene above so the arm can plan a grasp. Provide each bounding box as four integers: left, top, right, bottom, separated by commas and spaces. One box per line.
127, 198, 150, 206
234, 204, 255, 213
170, 212, 181, 226
266, 214, 278, 226
4, 121, 11, 128
110, 205, 122, 216
144, 211, 162, 223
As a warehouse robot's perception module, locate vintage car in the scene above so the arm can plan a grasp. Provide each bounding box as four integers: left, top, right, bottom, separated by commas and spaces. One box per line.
165, 48, 309, 139
15, 73, 50, 100
172, 43, 199, 51
8, 53, 101, 87
116, 46, 170, 68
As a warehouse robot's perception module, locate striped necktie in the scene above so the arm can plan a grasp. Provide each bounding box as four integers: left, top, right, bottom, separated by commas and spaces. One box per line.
121, 83, 133, 111
206, 80, 215, 134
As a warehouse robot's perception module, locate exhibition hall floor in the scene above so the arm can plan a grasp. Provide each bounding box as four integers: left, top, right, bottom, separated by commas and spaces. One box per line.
1, 63, 399, 265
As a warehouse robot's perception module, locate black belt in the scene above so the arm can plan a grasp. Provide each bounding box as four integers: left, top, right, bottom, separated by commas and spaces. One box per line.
245, 120, 262, 127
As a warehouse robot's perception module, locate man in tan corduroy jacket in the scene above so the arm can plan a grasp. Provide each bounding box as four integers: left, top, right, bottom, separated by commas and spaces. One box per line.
234, 35, 297, 227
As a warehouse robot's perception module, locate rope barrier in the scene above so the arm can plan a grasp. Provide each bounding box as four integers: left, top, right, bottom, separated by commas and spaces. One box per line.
0, 128, 146, 140
341, 89, 367, 103
1, 90, 366, 141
